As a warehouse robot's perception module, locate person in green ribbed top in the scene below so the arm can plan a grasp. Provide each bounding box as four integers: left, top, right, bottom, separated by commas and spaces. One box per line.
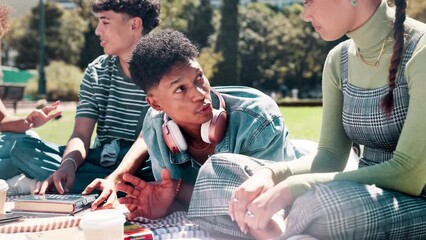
192, 0, 426, 239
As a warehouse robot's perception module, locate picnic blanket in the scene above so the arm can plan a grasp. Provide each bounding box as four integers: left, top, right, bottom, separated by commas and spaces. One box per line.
1, 195, 215, 239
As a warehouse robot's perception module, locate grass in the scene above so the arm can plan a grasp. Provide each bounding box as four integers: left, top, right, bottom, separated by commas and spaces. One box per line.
27, 107, 323, 145
280, 106, 322, 142
26, 110, 77, 145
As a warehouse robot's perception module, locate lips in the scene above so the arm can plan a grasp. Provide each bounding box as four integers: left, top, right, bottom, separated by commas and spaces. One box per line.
312, 24, 321, 32
197, 103, 212, 114
100, 40, 107, 47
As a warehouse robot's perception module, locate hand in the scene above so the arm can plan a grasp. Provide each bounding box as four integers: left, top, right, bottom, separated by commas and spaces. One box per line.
33, 161, 76, 194
244, 181, 293, 230
26, 101, 62, 128
82, 178, 118, 210
116, 168, 175, 220
229, 168, 276, 233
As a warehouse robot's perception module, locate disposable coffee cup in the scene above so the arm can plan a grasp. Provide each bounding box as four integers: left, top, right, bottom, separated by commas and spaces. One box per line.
0, 179, 9, 214
79, 209, 125, 240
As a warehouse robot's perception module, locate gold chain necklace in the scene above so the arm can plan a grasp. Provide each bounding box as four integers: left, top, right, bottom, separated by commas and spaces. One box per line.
356, 35, 389, 67
189, 143, 212, 152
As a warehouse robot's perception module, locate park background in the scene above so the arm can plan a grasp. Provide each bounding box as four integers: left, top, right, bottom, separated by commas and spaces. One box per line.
1, 0, 426, 143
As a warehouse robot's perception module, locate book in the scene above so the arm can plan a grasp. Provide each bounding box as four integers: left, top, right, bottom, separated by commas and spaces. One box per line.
123, 222, 154, 240
0, 213, 23, 224
13, 194, 98, 214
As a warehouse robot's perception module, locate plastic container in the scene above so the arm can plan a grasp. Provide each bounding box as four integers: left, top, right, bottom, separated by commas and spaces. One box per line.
79, 209, 126, 240
0, 179, 9, 214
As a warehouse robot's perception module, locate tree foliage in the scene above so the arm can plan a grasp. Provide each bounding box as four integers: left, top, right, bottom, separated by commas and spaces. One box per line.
186, 0, 215, 49
161, 0, 214, 49
8, 2, 86, 69
72, 0, 104, 69
212, 0, 239, 86
26, 61, 83, 101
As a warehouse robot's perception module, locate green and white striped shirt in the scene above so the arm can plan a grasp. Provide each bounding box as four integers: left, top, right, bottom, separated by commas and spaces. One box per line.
76, 55, 149, 146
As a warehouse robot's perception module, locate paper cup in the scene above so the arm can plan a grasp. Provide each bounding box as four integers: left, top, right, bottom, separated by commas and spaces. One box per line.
0, 179, 9, 214
79, 209, 125, 240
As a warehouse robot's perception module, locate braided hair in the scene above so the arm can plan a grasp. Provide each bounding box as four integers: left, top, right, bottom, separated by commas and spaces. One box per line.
381, 0, 407, 115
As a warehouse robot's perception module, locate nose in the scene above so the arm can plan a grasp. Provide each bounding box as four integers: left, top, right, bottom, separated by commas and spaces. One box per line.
191, 84, 207, 102
303, 8, 312, 22
95, 22, 101, 36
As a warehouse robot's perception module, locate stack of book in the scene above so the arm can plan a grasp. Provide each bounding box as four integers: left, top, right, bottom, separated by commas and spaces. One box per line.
1, 194, 154, 239
13, 194, 98, 214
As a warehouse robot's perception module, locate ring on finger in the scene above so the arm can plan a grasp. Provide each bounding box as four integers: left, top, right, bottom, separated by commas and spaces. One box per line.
246, 210, 255, 217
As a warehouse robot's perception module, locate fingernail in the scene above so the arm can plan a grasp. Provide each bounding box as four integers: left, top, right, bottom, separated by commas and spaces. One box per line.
230, 215, 234, 221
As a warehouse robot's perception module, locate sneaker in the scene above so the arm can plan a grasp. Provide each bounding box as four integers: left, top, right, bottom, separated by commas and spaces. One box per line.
6, 174, 38, 195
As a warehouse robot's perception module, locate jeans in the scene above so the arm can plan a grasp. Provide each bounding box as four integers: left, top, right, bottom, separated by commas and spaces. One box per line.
10, 136, 153, 193
0, 131, 39, 179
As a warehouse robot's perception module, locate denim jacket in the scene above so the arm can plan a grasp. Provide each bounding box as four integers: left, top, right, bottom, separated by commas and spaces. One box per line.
141, 86, 296, 184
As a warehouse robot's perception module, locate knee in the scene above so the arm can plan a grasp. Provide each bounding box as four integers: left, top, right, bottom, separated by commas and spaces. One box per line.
10, 136, 39, 163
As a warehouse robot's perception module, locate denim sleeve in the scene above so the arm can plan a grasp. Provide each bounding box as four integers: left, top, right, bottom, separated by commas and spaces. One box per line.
245, 116, 287, 161
141, 109, 166, 181
229, 112, 287, 162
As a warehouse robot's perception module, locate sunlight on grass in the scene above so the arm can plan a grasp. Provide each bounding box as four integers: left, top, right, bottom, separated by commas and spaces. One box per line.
280, 106, 322, 142
31, 110, 76, 145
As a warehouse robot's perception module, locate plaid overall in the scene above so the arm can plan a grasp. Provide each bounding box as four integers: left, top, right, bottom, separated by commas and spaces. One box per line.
280, 32, 426, 239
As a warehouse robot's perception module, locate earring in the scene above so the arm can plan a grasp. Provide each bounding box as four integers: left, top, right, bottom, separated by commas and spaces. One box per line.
351, 0, 357, 7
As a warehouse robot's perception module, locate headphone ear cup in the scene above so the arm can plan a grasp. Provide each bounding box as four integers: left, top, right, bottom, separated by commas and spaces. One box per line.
162, 120, 188, 153
201, 108, 227, 144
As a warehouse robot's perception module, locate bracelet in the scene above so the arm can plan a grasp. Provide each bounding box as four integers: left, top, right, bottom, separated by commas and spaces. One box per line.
174, 178, 182, 198
61, 157, 78, 172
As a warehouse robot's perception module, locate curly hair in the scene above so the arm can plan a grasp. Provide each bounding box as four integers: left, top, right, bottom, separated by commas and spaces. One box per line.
91, 0, 160, 34
129, 29, 199, 92
0, 4, 12, 38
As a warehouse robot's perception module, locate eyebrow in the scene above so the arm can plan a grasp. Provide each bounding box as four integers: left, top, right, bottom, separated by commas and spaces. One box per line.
99, 16, 110, 20
169, 77, 182, 86
168, 66, 202, 86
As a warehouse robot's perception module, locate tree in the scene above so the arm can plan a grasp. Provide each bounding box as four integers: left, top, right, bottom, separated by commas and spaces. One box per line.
238, 3, 283, 88
212, 0, 239, 86
186, 0, 215, 49
9, 2, 86, 69
72, 0, 103, 69
275, 4, 340, 96
161, 0, 195, 31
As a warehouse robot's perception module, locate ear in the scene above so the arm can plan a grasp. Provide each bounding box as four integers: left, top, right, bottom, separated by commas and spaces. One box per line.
146, 96, 162, 111
131, 17, 143, 33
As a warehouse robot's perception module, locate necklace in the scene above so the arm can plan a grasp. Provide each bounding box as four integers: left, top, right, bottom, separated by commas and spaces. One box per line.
189, 143, 212, 152
356, 35, 389, 67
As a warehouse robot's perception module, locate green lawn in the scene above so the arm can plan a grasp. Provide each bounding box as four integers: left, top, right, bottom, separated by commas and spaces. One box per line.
30, 110, 77, 145
29, 107, 323, 145
280, 106, 322, 142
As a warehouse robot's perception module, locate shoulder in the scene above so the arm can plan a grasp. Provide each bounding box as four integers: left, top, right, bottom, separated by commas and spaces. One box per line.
324, 40, 348, 72
322, 40, 350, 88
215, 86, 281, 116
404, 19, 426, 81
215, 86, 274, 105
86, 55, 118, 71
142, 108, 163, 130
